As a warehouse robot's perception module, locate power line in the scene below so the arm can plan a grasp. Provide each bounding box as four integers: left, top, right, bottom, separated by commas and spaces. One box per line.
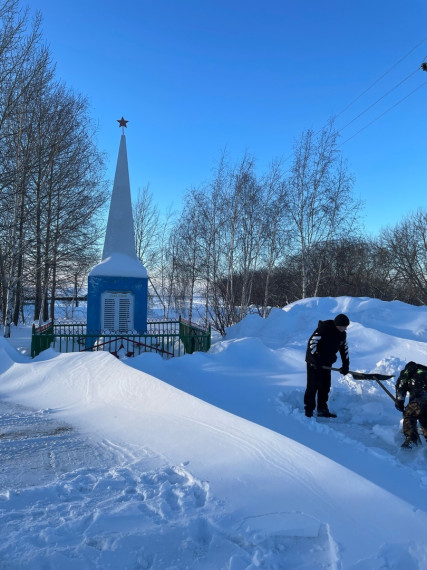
283, 42, 427, 158
339, 55, 427, 144
334, 36, 427, 121
338, 66, 421, 133
341, 79, 427, 144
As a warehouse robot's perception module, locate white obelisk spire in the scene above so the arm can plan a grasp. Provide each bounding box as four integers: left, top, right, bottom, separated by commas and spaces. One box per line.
102, 118, 137, 261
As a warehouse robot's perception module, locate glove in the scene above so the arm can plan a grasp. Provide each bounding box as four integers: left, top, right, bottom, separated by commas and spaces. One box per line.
339, 365, 349, 375
395, 400, 405, 412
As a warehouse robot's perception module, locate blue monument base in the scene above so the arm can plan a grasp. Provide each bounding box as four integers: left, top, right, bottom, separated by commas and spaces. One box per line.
86, 274, 148, 349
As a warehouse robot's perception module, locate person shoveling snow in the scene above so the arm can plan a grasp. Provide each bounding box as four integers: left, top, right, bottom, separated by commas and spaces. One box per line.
304, 313, 350, 418
395, 361, 427, 449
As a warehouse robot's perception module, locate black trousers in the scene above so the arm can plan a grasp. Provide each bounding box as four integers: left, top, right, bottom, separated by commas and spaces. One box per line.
304, 364, 332, 412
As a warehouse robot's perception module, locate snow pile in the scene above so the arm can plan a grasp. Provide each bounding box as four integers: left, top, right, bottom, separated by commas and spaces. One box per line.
89, 252, 148, 277
1, 296, 427, 569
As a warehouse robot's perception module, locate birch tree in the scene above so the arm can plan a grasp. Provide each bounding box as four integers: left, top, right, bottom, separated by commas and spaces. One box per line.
257, 159, 289, 317
0, 1, 107, 331
0, 3, 48, 333
285, 123, 359, 299
380, 210, 427, 305
133, 184, 161, 270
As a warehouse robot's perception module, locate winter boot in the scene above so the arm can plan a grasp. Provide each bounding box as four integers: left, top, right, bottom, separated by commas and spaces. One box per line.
401, 434, 422, 449
304, 408, 313, 418
317, 409, 337, 418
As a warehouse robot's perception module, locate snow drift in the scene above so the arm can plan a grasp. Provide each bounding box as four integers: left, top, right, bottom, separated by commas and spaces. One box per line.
1, 296, 427, 569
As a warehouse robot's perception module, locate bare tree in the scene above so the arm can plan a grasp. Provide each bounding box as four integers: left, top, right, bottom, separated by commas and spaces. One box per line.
206, 152, 266, 329
0, 2, 107, 332
153, 208, 177, 319
257, 159, 290, 317
170, 151, 290, 333
380, 209, 427, 305
285, 123, 360, 298
0, 3, 50, 333
133, 184, 161, 270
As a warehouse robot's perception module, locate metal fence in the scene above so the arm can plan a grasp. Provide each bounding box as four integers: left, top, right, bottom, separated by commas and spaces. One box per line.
31, 318, 211, 359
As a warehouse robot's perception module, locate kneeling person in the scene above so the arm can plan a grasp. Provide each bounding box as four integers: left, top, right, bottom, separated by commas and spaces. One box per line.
395, 361, 427, 449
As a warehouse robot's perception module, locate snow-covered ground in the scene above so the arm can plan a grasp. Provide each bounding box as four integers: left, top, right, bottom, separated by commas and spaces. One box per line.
1, 296, 427, 569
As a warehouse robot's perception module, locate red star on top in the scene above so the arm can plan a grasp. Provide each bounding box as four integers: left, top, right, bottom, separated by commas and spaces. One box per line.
117, 116, 129, 128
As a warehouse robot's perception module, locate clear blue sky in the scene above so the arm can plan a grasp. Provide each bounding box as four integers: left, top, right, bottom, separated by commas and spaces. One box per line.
30, 0, 426, 235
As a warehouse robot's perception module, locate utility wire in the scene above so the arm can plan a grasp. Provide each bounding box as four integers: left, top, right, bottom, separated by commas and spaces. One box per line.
283, 42, 427, 158
338, 66, 421, 133
334, 36, 427, 121
341, 79, 427, 144
340, 54, 427, 144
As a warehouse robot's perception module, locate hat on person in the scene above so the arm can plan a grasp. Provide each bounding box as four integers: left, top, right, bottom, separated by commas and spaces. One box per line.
334, 313, 350, 327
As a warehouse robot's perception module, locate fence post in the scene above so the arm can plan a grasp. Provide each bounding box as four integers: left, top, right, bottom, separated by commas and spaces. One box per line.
30, 324, 36, 358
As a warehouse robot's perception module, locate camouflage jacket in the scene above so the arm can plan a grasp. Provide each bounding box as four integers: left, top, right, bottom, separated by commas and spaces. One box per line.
395, 361, 427, 403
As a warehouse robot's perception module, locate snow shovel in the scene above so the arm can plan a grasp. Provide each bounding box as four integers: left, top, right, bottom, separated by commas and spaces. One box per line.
323, 366, 396, 403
